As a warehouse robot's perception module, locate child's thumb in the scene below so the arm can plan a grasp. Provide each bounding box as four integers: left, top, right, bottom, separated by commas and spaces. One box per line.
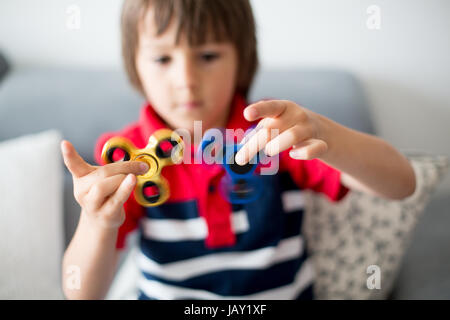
61, 140, 94, 178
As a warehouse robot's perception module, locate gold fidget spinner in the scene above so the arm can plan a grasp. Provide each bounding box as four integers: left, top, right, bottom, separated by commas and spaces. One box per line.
101, 129, 184, 207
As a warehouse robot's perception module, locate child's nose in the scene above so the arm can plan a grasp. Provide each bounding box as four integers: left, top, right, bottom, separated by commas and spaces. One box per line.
174, 57, 198, 90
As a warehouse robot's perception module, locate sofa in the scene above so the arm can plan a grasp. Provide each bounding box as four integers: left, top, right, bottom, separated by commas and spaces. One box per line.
1, 52, 449, 299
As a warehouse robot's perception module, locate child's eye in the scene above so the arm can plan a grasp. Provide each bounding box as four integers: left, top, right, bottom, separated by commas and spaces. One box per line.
200, 52, 220, 62
154, 56, 171, 64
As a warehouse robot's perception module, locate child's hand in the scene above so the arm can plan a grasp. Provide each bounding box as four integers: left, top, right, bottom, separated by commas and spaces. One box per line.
235, 100, 328, 165
60, 140, 149, 230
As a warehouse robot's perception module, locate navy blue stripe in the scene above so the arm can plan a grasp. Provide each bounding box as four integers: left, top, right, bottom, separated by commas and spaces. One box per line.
144, 200, 199, 220
140, 252, 308, 297
284, 209, 304, 236
143, 200, 257, 220
139, 235, 279, 264
138, 290, 204, 300
295, 283, 314, 300
137, 290, 157, 300
138, 282, 314, 300
280, 171, 300, 191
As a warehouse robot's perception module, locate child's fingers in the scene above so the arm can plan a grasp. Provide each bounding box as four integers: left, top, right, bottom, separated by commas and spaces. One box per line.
84, 174, 130, 211
101, 174, 136, 214
61, 140, 95, 178
289, 139, 328, 160
82, 160, 148, 186
243, 100, 288, 122
264, 125, 312, 157
235, 126, 277, 165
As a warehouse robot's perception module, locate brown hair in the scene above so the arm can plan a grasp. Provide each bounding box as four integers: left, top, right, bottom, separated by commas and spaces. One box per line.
121, 0, 258, 98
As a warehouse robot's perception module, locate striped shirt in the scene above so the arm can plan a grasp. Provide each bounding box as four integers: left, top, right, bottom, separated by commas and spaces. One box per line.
94, 94, 349, 300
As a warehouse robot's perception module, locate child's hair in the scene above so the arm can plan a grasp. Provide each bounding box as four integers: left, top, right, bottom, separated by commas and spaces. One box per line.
121, 0, 258, 98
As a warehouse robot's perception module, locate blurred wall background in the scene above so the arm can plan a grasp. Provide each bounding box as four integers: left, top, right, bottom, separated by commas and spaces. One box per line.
0, 0, 449, 196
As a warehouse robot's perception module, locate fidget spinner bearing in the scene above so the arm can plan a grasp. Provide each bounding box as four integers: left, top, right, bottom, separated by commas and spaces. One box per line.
197, 128, 262, 204
101, 129, 184, 207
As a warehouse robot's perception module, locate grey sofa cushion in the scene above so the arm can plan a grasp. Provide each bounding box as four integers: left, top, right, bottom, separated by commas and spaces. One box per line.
0, 68, 145, 164
0, 52, 9, 83
249, 69, 375, 134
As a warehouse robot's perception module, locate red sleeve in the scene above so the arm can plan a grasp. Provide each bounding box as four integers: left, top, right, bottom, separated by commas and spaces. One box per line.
280, 151, 350, 202
93, 131, 144, 250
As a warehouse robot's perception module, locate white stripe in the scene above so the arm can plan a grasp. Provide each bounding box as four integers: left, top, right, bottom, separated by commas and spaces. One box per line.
141, 210, 249, 241
137, 236, 304, 281
282, 190, 305, 212
137, 257, 315, 300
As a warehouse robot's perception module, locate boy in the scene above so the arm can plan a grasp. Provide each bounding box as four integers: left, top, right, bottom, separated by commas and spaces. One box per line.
61, 0, 416, 300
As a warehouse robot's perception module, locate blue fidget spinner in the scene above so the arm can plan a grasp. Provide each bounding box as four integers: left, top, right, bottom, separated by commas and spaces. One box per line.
197, 128, 262, 204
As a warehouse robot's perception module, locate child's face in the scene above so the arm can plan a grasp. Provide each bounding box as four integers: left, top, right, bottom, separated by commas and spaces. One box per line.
135, 7, 239, 137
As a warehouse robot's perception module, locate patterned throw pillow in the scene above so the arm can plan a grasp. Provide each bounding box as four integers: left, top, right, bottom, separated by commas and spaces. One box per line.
302, 154, 449, 300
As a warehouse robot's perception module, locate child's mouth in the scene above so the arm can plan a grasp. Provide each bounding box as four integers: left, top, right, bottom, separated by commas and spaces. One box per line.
180, 101, 202, 110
